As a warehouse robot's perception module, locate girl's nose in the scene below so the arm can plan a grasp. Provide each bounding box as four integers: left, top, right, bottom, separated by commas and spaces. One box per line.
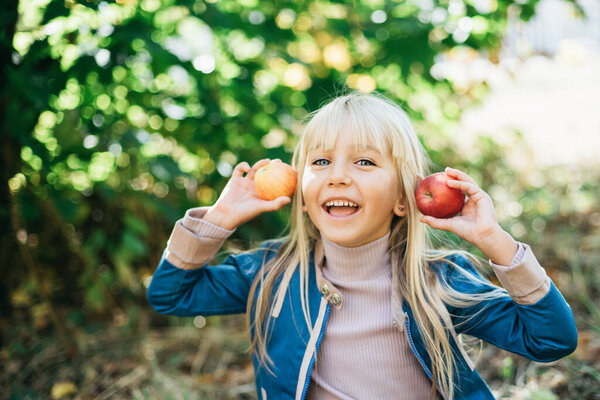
327, 163, 352, 186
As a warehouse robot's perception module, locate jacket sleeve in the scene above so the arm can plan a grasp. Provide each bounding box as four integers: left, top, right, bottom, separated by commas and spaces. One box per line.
442, 250, 578, 363
147, 249, 273, 316
146, 207, 279, 316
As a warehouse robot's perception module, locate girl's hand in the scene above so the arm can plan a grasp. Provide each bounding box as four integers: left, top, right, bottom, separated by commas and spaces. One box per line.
420, 167, 518, 265
203, 159, 292, 230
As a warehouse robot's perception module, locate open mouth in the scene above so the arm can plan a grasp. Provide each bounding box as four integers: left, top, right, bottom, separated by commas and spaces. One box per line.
322, 200, 361, 217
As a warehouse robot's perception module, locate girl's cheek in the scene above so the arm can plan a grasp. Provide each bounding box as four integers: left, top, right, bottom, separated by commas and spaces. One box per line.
301, 169, 317, 195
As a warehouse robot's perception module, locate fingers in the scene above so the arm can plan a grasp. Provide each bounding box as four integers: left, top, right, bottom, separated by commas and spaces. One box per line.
233, 159, 272, 180
445, 167, 489, 201
445, 167, 476, 185
232, 162, 251, 177
446, 179, 480, 198
260, 196, 291, 212
420, 215, 453, 232
252, 158, 271, 170
247, 158, 272, 180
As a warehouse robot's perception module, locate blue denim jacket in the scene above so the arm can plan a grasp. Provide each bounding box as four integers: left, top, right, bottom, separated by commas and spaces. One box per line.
147, 241, 577, 399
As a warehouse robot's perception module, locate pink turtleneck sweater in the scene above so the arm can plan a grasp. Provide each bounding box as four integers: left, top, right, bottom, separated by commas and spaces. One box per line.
306, 232, 436, 399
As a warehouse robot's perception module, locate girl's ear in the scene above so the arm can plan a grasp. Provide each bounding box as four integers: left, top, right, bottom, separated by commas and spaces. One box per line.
393, 199, 407, 217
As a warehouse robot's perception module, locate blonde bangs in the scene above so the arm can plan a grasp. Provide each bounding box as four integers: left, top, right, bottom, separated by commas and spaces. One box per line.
300, 95, 398, 158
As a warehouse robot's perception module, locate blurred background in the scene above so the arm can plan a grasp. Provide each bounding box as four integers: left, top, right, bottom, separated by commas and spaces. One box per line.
1, 0, 599, 398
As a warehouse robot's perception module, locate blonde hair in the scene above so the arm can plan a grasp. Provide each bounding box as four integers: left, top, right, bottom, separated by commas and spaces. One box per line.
245, 91, 507, 399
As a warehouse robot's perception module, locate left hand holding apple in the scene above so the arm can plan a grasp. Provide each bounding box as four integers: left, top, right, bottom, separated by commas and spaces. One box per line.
420, 167, 519, 265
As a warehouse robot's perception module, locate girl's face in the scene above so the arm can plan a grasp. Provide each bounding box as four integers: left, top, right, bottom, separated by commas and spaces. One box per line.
301, 128, 406, 247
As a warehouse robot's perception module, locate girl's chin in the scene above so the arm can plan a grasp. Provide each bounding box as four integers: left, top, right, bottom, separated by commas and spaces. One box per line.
318, 224, 392, 248
320, 231, 370, 248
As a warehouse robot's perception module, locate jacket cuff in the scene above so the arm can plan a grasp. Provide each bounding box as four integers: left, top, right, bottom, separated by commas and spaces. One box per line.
490, 243, 551, 305
165, 207, 235, 270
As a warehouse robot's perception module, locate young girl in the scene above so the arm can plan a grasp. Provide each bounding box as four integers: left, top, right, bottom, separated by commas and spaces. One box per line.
147, 92, 577, 400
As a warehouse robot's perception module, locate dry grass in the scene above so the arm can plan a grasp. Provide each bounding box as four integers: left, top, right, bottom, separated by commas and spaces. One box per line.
2, 309, 599, 400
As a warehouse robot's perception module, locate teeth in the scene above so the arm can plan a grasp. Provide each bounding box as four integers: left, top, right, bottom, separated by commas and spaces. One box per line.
325, 200, 358, 207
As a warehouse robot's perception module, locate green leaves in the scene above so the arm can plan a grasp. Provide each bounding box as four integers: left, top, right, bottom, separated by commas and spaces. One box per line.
4, 0, 546, 315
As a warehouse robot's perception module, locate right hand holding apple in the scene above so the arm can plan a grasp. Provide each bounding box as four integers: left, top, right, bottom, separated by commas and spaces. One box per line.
203, 159, 295, 230
418, 167, 505, 248
419, 167, 519, 266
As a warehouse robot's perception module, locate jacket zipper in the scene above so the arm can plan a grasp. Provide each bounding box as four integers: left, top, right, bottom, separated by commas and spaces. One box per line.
300, 303, 331, 400
404, 314, 448, 400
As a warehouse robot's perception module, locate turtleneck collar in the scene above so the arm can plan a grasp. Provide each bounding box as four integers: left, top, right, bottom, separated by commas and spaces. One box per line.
320, 231, 392, 282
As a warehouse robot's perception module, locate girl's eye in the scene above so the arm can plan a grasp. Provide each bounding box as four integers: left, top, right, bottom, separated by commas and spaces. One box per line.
357, 159, 375, 166
312, 159, 330, 166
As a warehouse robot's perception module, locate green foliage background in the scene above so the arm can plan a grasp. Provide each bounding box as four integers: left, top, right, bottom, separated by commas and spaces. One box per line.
1, 0, 599, 398
2, 0, 543, 316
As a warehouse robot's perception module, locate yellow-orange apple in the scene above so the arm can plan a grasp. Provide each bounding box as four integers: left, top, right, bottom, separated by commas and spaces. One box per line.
254, 160, 297, 201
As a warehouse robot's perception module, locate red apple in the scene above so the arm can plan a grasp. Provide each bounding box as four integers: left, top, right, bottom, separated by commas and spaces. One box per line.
254, 160, 297, 201
415, 172, 465, 218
